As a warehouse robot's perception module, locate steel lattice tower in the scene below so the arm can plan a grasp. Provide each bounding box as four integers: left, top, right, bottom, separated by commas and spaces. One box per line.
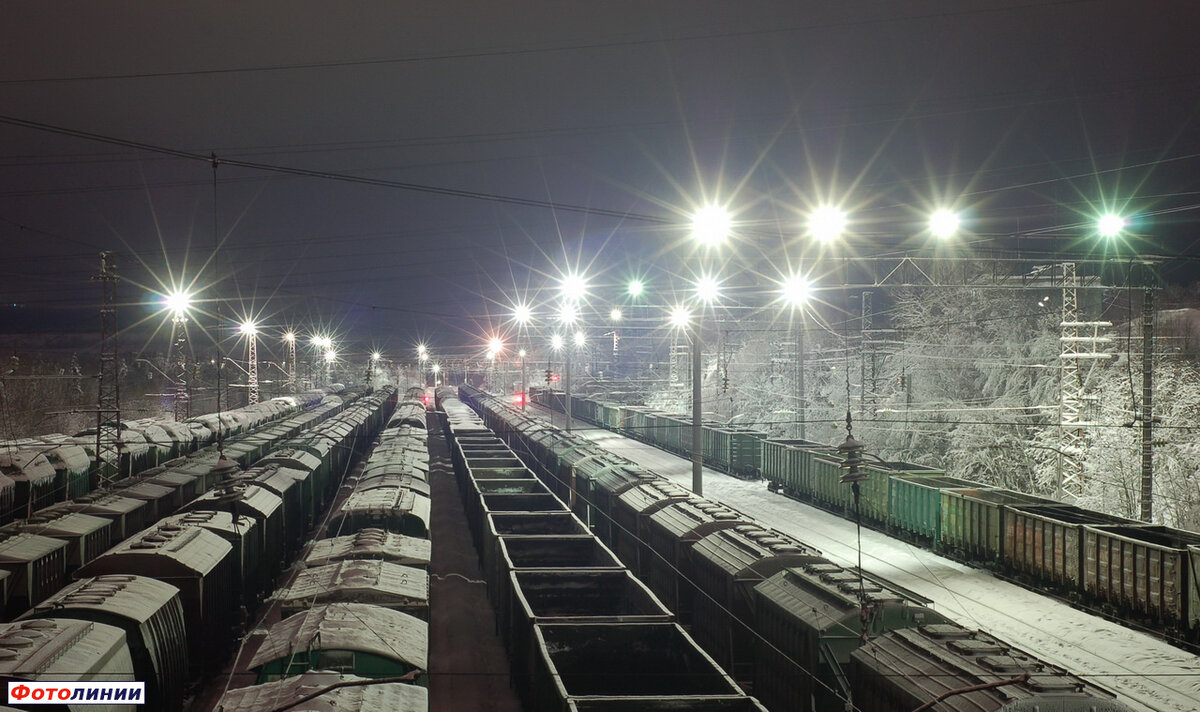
1057, 262, 1111, 500
286, 335, 297, 393
246, 332, 259, 405
92, 252, 121, 486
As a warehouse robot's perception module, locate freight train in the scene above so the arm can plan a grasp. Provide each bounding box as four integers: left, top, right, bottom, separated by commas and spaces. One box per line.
461, 384, 1132, 712
213, 385, 432, 711
531, 388, 1200, 650
0, 389, 334, 522
438, 386, 770, 711
0, 386, 403, 710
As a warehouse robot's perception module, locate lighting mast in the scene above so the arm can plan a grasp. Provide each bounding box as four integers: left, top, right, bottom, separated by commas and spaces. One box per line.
284, 332, 297, 394
92, 251, 121, 486
240, 322, 259, 405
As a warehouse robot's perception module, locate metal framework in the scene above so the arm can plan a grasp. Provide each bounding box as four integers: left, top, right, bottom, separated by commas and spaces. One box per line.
286, 337, 297, 393
1056, 263, 1112, 500
167, 319, 189, 421
92, 252, 121, 485
245, 332, 259, 405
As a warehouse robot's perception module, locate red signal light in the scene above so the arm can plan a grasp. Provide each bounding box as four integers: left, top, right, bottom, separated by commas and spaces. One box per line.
550, 373, 560, 382
513, 393, 525, 405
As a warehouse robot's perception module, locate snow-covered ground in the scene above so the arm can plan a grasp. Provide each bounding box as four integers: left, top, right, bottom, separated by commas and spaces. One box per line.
537, 408, 1200, 712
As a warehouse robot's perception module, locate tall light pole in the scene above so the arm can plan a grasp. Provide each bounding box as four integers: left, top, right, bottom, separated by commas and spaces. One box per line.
781, 274, 812, 439
431, 362, 440, 387
670, 304, 703, 495
162, 289, 193, 420
519, 348, 528, 409
368, 351, 381, 391
550, 333, 566, 430
514, 304, 533, 410
324, 348, 336, 385
688, 205, 731, 497
239, 321, 259, 405
283, 332, 297, 393
557, 301, 581, 432
311, 336, 332, 387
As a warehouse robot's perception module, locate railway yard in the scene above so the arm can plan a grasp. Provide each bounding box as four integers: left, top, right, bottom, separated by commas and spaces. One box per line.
0, 381, 1196, 711
530, 400, 1200, 712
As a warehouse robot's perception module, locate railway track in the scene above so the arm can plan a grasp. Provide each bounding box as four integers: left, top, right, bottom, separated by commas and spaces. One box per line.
550, 408, 1200, 712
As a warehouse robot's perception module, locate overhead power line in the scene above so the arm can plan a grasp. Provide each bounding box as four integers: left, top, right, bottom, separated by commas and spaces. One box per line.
0, 114, 675, 226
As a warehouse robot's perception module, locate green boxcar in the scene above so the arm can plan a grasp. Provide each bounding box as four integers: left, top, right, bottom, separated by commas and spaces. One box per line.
623, 407, 659, 442
665, 415, 691, 454
596, 402, 622, 430
643, 412, 669, 450
940, 488, 1056, 562
806, 449, 842, 511
729, 427, 767, 477
888, 475, 984, 545
760, 439, 826, 497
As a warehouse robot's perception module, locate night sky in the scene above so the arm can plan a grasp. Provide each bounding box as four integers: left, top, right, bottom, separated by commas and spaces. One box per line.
2, 1, 1199, 362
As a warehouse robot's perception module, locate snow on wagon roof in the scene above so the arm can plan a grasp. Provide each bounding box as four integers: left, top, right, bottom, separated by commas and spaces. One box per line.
250, 602, 427, 672
274, 560, 429, 614
214, 672, 427, 712
76, 525, 231, 578
25, 574, 181, 624
305, 529, 432, 568
0, 618, 131, 679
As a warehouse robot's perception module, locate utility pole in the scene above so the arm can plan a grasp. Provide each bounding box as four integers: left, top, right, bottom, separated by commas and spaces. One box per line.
564, 348, 572, 433
796, 320, 805, 440
92, 251, 121, 486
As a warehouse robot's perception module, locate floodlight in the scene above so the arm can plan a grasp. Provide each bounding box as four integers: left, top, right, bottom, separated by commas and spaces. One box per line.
695, 275, 721, 303
560, 273, 588, 302
1098, 213, 1125, 238
163, 290, 192, 318
929, 209, 960, 239
780, 275, 811, 308
670, 305, 692, 328
692, 205, 731, 247
558, 303, 578, 325
808, 206, 846, 243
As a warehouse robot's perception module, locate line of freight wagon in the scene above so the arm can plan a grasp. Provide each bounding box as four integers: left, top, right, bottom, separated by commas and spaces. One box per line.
211, 385, 434, 711
530, 386, 1200, 651
0, 387, 341, 523
0, 387, 354, 619
0, 385, 413, 711
459, 384, 1131, 712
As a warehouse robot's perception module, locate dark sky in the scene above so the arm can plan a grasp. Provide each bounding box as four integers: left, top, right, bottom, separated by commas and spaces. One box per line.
2, 1, 1199, 362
